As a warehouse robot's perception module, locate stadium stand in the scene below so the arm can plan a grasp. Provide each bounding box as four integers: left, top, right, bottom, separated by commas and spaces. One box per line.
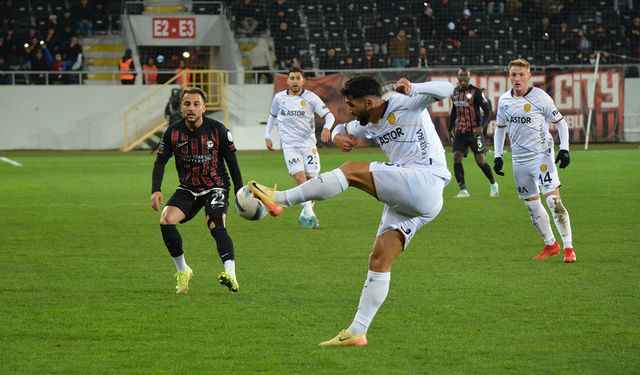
1, 0, 639, 85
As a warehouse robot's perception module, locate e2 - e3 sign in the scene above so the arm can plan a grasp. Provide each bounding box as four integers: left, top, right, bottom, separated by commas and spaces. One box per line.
152, 18, 196, 38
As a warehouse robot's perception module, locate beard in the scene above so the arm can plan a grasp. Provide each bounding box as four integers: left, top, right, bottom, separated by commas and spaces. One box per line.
357, 112, 370, 126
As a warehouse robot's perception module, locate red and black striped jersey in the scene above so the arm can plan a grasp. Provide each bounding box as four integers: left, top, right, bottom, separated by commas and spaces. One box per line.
449, 84, 490, 134
152, 117, 242, 194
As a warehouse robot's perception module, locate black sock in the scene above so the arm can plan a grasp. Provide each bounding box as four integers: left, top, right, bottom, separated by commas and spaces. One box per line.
480, 163, 495, 184
160, 224, 183, 257
210, 227, 235, 263
454, 162, 466, 190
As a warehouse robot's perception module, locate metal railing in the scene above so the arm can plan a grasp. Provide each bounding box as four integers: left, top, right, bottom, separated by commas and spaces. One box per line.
122, 69, 228, 151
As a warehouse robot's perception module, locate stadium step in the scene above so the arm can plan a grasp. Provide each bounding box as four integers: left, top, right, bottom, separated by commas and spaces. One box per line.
80, 35, 125, 84
144, 5, 188, 13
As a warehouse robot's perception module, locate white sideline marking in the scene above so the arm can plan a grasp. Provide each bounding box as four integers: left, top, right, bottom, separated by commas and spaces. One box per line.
0, 157, 23, 167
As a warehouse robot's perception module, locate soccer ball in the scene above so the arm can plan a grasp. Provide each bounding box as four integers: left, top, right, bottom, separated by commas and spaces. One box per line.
235, 185, 268, 221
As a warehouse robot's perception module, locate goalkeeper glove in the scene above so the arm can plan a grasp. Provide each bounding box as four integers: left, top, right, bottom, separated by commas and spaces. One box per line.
493, 157, 505, 176
555, 149, 570, 169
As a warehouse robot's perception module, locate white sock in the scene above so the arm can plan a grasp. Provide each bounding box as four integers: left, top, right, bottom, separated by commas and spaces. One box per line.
276, 169, 349, 207
545, 195, 573, 249
524, 199, 556, 246
301, 201, 314, 217
347, 270, 391, 335
172, 254, 187, 272
223, 259, 236, 279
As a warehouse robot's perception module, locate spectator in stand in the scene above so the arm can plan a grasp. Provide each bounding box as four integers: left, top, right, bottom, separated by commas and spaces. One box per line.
458, 9, 477, 39
591, 23, 611, 52
416, 46, 428, 68
342, 2, 361, 26
365, 19, 388, 56
237, 0, 260, 36
533, 16, 554, 46
248, 37, 274, 83
175, 59, 191, 89
418, 6, 437, 39
319, 47, 340, 72
487, 0, 505, 15
555, 21, 574, 51
627, 16, 640, 58
575, 29, 591, 62
50, 52, 65, 84
62, 36, 83, 82
142, 57, 158, 85
75, 0, 95, 36
505, 0, 523, 16
59, 9, 76, 41
2, 29, 20, 63
360, 47, 381, 69
432, 0, 457, 32
273, 21, 296, 68
561, 0, 578, 29
388, 29, 410, 68
119, 48, 135, 85
43, 28, 61, 56
0, 56, 11, 84
1, 0, 17, 30
343, 56, 357, 69
29, 47, 52, 84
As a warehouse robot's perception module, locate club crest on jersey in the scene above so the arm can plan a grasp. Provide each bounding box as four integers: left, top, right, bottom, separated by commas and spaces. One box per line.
387, 113, 396, 125
206, 140, 214, 149
300, 99, 306, 107
466, 93, 472, 99
312, 148, 317, 155
540, 164, 547, 172
524, 103, 532, 112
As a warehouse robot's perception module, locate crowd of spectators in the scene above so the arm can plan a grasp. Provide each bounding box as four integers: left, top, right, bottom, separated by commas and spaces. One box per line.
0, 0, 117, 84
229, 0, 640, 72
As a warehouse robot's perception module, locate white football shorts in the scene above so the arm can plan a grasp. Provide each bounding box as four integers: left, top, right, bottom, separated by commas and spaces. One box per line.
513, 151, 561, 199
282, 147, 321, 177
370, 162, 445, 249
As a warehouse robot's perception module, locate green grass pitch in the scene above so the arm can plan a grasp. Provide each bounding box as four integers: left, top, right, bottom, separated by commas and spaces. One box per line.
1, 145, 639, 374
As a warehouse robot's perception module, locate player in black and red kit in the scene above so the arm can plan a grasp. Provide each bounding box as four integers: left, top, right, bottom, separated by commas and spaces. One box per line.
448, 67, 499, 198
150, 87, 244, 294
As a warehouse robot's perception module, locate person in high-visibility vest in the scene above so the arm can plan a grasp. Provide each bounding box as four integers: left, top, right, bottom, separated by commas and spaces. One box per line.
174, 60, 191, 88
119, 48, 136, 85
142, 57, 158, 85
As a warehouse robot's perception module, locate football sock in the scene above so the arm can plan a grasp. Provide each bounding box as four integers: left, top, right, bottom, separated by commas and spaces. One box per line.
348, 270, 391, 335
453, 162, 466, 190
172, 254, 188, 273
223, 260, 236, 279
524, 199, 556, 246
210, 227, 235, 263
480, 163, 495, 184
277, 169, 348, 206
160, 224, 184, 257
301, 201, 314, 217
545, 195, 573, 249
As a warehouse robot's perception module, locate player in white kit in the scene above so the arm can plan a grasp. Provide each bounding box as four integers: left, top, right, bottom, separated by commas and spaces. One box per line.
265, 67, 335, 229
250, 76, 454, 346
493, 59, 576, 263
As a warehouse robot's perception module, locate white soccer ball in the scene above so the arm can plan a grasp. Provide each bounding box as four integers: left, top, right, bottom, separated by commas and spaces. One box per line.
235, 185, 268, 221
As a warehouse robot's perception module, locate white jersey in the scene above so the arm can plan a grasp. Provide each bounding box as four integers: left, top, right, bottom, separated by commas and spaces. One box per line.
343, 82, 451, 182
496, 87, 563, 163
267, 89, 330, 148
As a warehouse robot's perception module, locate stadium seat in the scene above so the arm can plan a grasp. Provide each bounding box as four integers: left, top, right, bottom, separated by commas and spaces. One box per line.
193, 3, 222, 15
93, 15, 109, 35
31, 1, 49, 16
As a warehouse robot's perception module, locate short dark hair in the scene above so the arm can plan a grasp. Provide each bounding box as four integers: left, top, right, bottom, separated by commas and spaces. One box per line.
341, 76, 382, 99
458, 67, 470, 73
180, 87, 207, 103
288, 66, 304, 77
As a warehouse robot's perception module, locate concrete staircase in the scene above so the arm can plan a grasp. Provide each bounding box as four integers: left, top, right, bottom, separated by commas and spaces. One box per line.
81, 35, 125, 85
